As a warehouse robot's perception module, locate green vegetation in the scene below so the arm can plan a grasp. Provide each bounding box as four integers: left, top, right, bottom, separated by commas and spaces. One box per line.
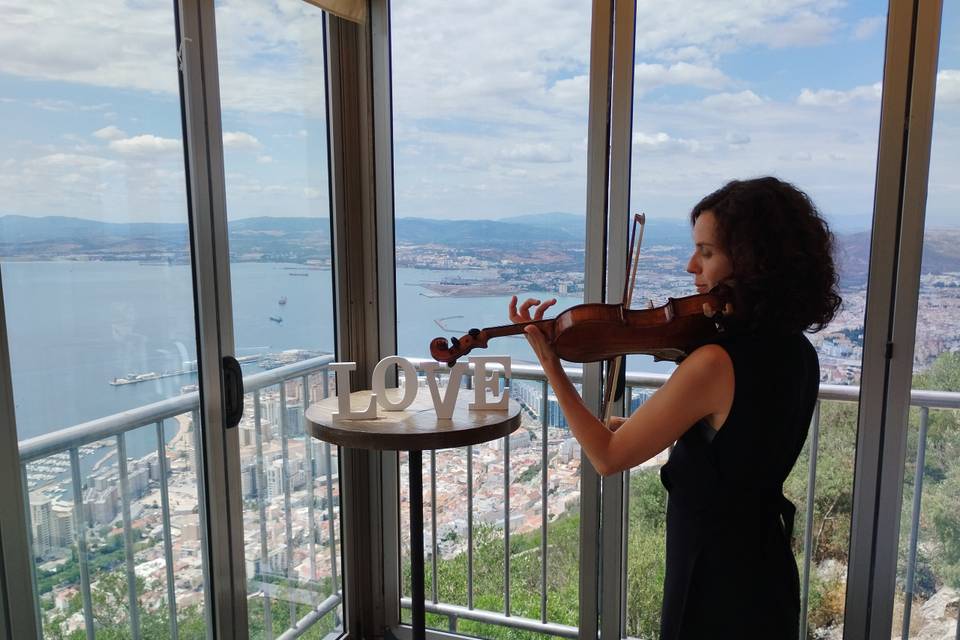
37, 531, 141, 596
43, 570, 340, 640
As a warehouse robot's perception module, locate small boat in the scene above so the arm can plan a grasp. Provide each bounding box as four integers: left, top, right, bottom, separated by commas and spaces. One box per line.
278, 296, 287, 305
269, 316, 283, 323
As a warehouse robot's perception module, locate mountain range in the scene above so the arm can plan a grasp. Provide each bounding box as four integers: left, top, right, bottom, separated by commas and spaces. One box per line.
2, 213, 959, 287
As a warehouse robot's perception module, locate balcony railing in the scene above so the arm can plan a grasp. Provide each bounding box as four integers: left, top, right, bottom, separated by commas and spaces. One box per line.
17, 356, 960, 639
19, 355, 342, 640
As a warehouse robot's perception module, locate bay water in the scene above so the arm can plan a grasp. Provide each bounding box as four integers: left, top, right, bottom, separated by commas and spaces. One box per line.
2, 261, 674, 458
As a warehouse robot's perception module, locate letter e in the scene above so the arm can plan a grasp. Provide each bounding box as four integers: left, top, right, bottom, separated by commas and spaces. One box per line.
468, 356, 511, 411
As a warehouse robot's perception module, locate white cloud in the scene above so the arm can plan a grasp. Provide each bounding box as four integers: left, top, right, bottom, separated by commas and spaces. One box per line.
853, 16, 885, 41
634, 62, 729, 95
26, 153, 116, 172
632, 131, 703, 153
108, 134, 181, 155
634, 1, 843, 55
656, 46, 711, 65
33, 98, 111, 112
93, 125, 126, 140
498, 143, 570, 164
256, 155, 274, 164
937, 70, 960, 105
744, 10, 839, 48
725, 131, 751, 146
797, 82, 882, 107
223, 131, 262, 149
702, 90, 764, 109
778, 151, 813, 162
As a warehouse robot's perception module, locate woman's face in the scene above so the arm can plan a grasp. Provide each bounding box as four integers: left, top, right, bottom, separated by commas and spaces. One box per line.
686, 210, 734, 293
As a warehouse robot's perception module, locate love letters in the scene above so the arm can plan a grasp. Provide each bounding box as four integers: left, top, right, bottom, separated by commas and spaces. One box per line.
329, 355, 511, 421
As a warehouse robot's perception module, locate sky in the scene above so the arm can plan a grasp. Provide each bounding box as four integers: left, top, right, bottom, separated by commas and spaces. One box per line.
0, 0, 957, 228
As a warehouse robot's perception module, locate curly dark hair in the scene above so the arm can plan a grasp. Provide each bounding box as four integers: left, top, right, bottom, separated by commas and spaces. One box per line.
690, 176, 841, 335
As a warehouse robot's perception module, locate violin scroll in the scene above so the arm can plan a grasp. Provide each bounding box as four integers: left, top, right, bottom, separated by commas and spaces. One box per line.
429, 328, 487, 367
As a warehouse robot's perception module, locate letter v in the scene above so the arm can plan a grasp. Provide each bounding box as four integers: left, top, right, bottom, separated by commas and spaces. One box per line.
420, 362, 470, 420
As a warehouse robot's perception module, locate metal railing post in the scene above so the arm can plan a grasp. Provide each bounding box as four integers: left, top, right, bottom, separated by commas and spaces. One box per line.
279, 382, 297, 627
800, 402, 822, 639
430, 449, 438, 604
116, 433, 142, 639
156, 420, 180, 640
902, 406, 930, 639
467, 445, 474, 610
67, 450, 95, 640
540, 379, 549, 623
253, 389, 274, 639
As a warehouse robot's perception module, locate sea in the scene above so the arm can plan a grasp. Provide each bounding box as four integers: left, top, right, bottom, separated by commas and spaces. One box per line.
1, 261, 674, 460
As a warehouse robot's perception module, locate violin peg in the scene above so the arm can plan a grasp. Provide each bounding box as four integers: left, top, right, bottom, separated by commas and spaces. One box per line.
702, 302, 716, 318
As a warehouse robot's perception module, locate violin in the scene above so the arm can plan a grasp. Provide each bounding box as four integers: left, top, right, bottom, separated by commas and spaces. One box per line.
428, 285, 735, 367
428, 212, 735, 425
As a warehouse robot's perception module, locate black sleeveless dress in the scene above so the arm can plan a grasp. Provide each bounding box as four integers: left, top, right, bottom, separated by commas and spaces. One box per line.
659, 331, 819, 639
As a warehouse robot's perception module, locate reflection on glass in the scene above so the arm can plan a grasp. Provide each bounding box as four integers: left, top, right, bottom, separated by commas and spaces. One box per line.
214, 0, 341, 637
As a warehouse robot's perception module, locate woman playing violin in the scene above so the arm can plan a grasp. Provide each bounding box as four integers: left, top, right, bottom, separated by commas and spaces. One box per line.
509, 176, 841, 639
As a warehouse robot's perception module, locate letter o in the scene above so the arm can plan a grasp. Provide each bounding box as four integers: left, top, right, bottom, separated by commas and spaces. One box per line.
372, 356, 419, 410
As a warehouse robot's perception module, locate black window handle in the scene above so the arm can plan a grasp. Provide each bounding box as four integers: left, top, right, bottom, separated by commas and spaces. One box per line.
222, 355, 244, 429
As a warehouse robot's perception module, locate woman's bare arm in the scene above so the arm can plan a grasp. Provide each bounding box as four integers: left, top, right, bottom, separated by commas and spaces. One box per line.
509, 295, 734, 477
537, 340, 733, 476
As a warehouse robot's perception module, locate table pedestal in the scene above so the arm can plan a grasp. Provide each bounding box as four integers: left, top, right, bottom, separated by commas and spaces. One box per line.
305, 391, 521, 639
408, 450, 425, 639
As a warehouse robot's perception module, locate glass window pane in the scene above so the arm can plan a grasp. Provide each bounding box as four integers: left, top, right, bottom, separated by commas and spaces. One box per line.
625, 2, 888, 636
391, 0, 591, 632
896, 2, 960, 637
1, 2, 212, 636
213, 1, 342, 637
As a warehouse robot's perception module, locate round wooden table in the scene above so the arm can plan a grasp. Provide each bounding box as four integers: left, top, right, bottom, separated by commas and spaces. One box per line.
305, 390, 522, 640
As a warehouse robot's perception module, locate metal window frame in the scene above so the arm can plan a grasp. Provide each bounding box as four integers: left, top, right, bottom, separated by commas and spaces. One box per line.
600, 0, 637, 637
0, 276, 38, 640
176, 1, 249, 637
844, 0, 944, 638
579, 1, 617, 637
326, 0, 397, 636
369, 0, 403, 630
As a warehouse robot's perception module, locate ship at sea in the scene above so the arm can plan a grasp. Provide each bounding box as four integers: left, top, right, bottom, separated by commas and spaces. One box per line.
269, 316, 283, 323
278, 296, 287, 305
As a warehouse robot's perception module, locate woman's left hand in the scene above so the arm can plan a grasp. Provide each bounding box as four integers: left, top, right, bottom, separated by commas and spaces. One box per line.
508, 295, 560, 366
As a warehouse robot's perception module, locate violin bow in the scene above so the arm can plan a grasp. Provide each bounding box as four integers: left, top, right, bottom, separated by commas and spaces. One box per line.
601, 213, 646, 426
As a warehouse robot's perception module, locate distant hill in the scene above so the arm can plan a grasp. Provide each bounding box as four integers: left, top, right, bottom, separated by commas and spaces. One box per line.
0, 215, 186, 244
2, 214, 960, 285
396, 217, 580, 245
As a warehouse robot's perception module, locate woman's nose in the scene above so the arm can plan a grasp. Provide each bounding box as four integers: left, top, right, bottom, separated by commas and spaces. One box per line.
685, 255, 698, 273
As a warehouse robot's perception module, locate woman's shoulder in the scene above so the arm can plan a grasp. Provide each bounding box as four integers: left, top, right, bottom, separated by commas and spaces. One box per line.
709, 331, 819, 380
